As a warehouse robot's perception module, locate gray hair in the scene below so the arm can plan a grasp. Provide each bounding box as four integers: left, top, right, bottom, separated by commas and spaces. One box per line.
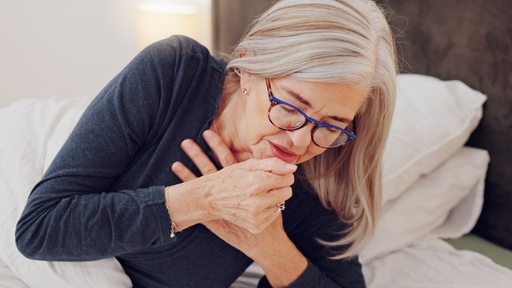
227, 0, 397, 259
228, 0, 392, 84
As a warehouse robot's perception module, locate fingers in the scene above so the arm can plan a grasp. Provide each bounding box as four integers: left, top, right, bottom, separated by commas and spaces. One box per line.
180, 131, 296, 177
180, 139, 219, 176
177, 130, 238, 179
264, 186, 292, 208
238, 203, 285, 234
171, 161, 197, 182
232, 186, 291, 233
243, 158, 297, 176
245, 161, 296, 192
203, 130, 237, 167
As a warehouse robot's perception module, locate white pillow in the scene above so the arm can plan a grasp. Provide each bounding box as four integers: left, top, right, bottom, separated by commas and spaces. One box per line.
382, 74, 487, 204
361, 146, 490, 263
0, 96, 132, 288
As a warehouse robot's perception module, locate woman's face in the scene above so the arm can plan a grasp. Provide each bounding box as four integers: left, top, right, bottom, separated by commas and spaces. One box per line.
230, 75, 369, 164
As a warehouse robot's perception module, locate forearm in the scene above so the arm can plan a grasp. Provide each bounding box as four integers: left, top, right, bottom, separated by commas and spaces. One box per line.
253, 236, 348, 288
16, 186, 170, 261
258, 261, 348, 288
253, 236, 308, 287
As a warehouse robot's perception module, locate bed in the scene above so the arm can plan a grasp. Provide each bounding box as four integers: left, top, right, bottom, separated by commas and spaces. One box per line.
1, 0, 511, 287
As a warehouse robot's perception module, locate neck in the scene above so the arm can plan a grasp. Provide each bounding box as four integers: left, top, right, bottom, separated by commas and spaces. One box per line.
210, 84, 243, 159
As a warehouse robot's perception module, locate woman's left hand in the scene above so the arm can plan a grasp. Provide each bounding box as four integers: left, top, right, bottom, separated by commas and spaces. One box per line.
172, 129, 308, 286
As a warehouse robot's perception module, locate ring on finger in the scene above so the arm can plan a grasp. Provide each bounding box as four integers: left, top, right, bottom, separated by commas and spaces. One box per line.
274, 202, 286, 214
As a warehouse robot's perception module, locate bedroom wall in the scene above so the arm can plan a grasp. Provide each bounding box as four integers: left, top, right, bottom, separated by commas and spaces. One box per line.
212, 0, 274, 54
0, 0, 138, 107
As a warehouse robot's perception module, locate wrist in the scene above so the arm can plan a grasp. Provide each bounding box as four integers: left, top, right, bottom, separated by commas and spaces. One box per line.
164, 181, 213, 232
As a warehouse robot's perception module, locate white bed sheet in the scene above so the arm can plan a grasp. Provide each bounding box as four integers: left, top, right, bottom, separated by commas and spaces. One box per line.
364, 237, 512, 288
0, 96, 132, 288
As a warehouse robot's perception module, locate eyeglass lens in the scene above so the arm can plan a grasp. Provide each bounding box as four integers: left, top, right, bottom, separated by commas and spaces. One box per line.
268, 103, 348, 148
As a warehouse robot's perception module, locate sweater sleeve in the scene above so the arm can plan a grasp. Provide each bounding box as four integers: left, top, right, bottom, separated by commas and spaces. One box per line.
15, 36, 209, 261
257, 258, 365, 288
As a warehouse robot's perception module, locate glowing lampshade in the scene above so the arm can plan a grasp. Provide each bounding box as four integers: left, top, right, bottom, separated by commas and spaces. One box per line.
136, 1, 199, 50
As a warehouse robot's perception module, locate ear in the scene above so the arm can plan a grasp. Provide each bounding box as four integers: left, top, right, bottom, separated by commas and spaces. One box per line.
234, 49, 258, 94
238, 70, 255, 95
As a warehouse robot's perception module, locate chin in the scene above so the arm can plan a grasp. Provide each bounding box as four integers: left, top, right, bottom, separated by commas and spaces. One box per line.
295, 153, 319, 165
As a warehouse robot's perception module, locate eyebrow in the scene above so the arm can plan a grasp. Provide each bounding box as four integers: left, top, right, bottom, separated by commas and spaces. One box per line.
282, 87, 353, 125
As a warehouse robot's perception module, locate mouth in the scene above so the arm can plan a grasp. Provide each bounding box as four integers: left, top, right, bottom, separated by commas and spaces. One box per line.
269, 141, 299, 163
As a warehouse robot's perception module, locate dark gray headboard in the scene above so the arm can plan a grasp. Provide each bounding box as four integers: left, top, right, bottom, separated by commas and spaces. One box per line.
378, 0, 512, 249
212, 0, 512, 249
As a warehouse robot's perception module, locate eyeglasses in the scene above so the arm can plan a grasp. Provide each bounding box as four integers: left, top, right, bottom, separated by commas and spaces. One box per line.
265, 78, 356, 149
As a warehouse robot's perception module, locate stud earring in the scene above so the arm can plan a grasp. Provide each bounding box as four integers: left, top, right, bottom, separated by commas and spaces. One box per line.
242, 88, 248, 95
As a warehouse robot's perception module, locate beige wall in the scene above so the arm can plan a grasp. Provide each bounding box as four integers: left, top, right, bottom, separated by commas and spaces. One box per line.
0, 0, 138, 107
0, 0, 276, 107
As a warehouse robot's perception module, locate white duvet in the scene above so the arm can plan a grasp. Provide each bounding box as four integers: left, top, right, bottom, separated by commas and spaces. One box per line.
360, 147, 512, 288
1, 74, 512, 287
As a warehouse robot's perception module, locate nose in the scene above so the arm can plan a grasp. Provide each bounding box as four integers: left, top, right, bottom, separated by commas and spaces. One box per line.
286, 122, 314, 148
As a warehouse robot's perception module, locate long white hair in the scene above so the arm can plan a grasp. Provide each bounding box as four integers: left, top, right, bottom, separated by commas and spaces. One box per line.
226, 0, 397, 259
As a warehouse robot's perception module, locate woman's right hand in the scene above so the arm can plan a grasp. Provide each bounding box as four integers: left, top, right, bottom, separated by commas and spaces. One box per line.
167, 133, 296, 234
172, 131, 308, 287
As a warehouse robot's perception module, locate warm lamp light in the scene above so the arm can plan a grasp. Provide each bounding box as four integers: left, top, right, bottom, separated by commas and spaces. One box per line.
136, 1, 206, 50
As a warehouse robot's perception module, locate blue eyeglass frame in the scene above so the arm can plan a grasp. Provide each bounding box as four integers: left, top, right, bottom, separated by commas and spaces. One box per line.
265, 78, 357, 143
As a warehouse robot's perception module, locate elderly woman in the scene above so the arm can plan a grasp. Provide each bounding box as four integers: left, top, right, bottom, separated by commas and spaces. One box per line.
16, 0, 396, 287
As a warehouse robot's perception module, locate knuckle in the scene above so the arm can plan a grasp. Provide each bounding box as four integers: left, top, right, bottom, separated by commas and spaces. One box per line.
245, 158, 258, 166
246, 184, 261, 196
253, 227, 264, 234
203, 166, 216, 175
220, 154, 236, 166
269, 157, 282, 165
247, 226, 259, 234
247, 221, 264, 234
245, 178, 265, 195
282, 187, 293, 199
287, 174, 295, 183
269, 157, 288, 168
247, 206, 260, 217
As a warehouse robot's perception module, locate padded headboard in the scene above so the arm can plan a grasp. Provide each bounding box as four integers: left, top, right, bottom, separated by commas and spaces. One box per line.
377, 0, 512, 248
212, 0, 512, 249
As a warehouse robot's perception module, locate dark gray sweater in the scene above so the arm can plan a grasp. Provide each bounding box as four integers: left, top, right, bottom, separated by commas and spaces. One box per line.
15, 36, 365, 288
